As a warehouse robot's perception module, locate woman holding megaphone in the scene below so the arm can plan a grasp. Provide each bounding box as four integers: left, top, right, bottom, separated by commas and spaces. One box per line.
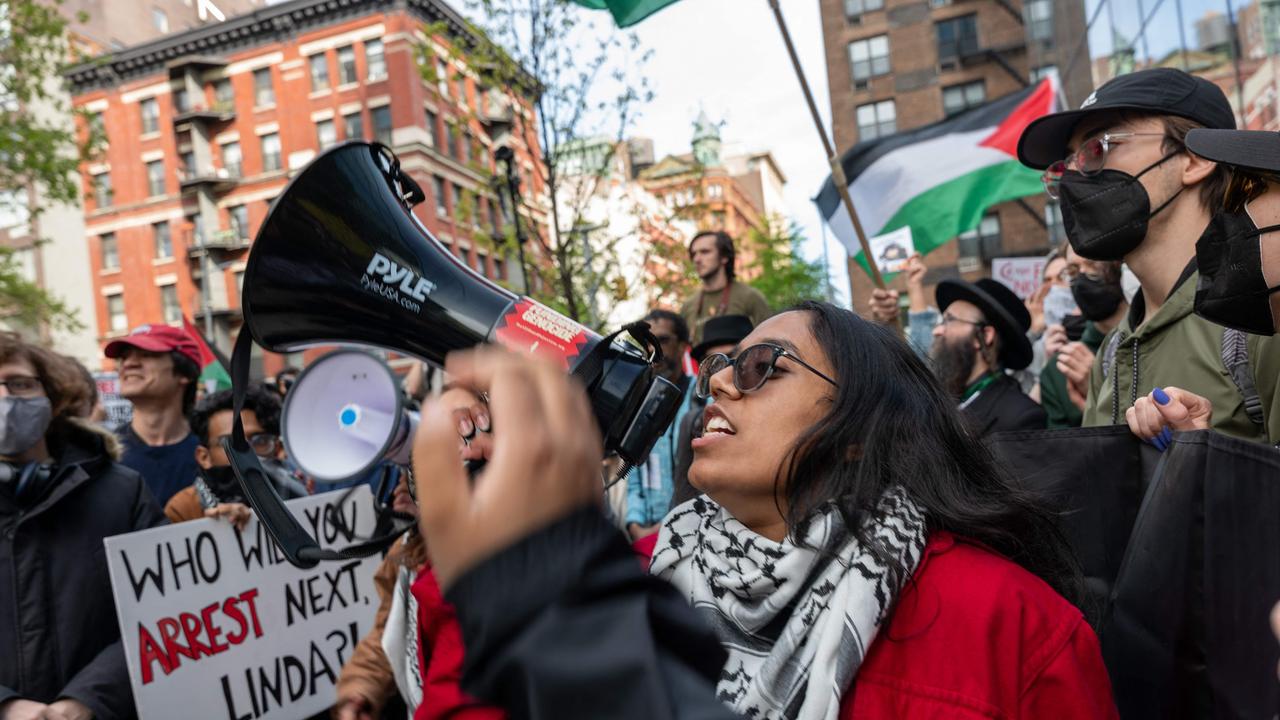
410, 302, 1117, 719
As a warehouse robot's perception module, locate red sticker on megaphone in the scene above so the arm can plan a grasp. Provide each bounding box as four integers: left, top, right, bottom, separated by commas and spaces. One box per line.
493, 299, 595, 370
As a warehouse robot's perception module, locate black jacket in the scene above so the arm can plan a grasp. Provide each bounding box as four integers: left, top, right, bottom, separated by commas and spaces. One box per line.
962, 374, 1047, 435
446, 506, 735, 720
0, 421, 167, 719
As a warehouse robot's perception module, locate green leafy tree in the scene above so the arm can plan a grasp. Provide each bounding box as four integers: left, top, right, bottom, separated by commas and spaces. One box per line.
745, 217, 830, 310
0, 0, 99, 332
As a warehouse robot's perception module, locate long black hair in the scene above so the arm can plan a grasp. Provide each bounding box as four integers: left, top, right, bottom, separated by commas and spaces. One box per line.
777, 301, 1081, 605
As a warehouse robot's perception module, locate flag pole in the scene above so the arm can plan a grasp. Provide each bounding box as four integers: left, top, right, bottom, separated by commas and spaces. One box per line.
765, 0, 886, 292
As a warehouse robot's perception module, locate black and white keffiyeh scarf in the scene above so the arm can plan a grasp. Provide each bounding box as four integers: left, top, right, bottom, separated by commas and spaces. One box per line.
649, 486, 927, 720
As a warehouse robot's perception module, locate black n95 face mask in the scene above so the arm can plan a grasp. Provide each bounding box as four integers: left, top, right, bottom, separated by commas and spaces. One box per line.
1058, 152, 1182, 261
1194, 209, 1280, 335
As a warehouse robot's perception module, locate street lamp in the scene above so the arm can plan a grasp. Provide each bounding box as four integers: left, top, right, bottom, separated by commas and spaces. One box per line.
493, 145, 531, 293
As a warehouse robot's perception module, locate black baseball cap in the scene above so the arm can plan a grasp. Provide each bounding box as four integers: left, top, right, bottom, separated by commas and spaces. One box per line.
1185, 128, 1280, 173
1018, 68, 1236, 170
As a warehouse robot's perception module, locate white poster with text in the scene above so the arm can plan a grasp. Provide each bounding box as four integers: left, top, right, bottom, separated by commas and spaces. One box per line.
105, 488, 381, 720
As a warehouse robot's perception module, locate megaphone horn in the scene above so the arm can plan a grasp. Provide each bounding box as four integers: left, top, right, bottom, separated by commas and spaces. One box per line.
282, 349, 416, 483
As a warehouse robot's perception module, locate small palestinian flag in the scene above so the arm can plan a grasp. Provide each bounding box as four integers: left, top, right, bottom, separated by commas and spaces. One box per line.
817, 76, 1059, 275
571, 0, 683, 26
182, 315, 232, 393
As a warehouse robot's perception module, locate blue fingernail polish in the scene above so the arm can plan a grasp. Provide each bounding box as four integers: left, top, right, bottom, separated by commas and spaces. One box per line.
1154, 437, 1167, 451
1161, 427, 1173, 444
1153, 387, 1171, 405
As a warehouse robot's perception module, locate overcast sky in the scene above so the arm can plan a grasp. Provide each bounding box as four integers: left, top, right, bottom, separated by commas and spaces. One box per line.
479, 0, 1260, 306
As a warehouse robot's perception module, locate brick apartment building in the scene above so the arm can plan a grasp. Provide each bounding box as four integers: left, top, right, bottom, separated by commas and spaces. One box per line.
64, 0, 543, 378
818, 0, 1092, 313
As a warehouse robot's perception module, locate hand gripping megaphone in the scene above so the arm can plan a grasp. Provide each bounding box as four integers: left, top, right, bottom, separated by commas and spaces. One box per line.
281, 349, 417, 483
224, 141, 683, 568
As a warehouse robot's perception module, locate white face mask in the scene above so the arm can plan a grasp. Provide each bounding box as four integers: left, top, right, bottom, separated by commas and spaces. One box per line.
1043, 284, 1080, 328
0, 396, 52, 457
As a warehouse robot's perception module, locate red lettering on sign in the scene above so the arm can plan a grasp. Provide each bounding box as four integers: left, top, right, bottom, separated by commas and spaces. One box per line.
136, 588, 267, 684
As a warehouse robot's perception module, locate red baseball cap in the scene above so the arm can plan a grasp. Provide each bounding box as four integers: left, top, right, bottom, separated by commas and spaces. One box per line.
105, 324, 202, 367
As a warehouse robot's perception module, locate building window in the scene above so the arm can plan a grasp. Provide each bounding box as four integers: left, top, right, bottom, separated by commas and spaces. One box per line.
229, 204, 249, 240
856, 99, 896, 141
371, 106, 392, 146
140, 97, 159, 134
436, 59, 449, 96
942, 80, 986, 116
426, 109, 440, 148
174, 88, 189, 114
844, 0, 884, 20
107, 293, 127, 333
473, 250, 487, 274
160, 284, 181, 324
433, 176, 447, 216
1026, 0, 1053, 42
189, 213, 204, 244
146, 159, 165, 196
494, 255, 506, 281
343, 111, 364, 140
449, 183, 460, 219
214, 79, 234, 108
937, 14, 979, 61
235, 270, 245, 294
93, 172, 112, 208
365, 39, 386, 81
253, 68, 274, 107
460, 130, 472, 164
707, 184, 723, 199
488, 197, 502, 232
956, 213, 1002, 268
848, 35, 890, 82
221, 141, 242, 177
446, 122, 458, 158
260, 133, 282, 172
152, 8, 168, 32
338, 46, 358, 85
88, 111, 105, 138
153, 221, 172, 259
316, 119, 337, 149
100, 233, 118, 270
309, 54, 330, 92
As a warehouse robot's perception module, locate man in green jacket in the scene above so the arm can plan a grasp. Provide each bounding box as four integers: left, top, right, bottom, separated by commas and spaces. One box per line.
1018, 67, 1280, 444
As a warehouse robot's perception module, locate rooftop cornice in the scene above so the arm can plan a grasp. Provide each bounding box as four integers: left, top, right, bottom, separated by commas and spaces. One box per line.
64, 0, 512, 94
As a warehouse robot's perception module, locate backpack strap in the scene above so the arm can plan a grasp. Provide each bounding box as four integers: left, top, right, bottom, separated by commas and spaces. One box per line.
1221, 328, 1265, 429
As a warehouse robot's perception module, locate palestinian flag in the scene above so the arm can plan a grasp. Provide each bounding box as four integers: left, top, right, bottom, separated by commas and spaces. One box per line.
182, 315, 232, 393
817, 76, 1059, 276
571, 0, 682, 26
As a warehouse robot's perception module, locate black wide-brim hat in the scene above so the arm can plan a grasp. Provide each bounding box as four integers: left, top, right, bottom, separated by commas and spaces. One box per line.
1185, 128, 1280, 173
936, 278, 1034, 371
1018, 68, 1236, 170
692, 314, 754, 362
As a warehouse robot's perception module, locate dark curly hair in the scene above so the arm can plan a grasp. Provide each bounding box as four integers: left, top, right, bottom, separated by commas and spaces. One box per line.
190, 386, 281, 447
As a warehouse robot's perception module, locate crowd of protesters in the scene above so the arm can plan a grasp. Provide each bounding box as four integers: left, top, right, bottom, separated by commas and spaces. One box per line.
3, 65, 1280, 720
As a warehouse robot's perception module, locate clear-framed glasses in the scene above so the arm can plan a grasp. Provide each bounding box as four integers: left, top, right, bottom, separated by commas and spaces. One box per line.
695, 343, 838, 400
0, 375, 43, 397
1042, 132, 1169, 199
935, 312, 986, 330
213, 432, 280, 458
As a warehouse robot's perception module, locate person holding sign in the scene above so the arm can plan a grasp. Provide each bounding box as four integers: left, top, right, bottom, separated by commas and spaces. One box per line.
0, 332, 167, 720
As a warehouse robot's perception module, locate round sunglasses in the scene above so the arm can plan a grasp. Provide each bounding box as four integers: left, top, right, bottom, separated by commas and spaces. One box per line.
695, 343, 838, 399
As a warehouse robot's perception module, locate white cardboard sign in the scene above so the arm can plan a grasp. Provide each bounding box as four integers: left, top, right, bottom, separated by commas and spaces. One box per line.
990, 257, 1047, 300
869, 226, 915, 274
105, 488, 381, 720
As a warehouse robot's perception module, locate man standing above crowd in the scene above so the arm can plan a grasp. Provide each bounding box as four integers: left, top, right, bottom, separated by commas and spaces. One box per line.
106, 324, 202, 506
625, 310, 698, 541
1018, 67, 1280, 442
680, 230, 770, 345
932, 278, 1046, 434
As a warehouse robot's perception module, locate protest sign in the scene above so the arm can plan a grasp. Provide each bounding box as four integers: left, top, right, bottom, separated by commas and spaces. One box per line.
869, 226, 914, 274
93, 371, 132, 427
105, 488, 381, 720
990, 257, 1047, 300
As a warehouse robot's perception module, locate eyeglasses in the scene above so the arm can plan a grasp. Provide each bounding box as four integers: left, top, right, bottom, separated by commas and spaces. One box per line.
936, 313, 986, 329
212, 433, 280, 458
1060, 264, 1107, 284
0, 375, 43, 397
695, 343, 838, 399
1042, 132, 1169, 199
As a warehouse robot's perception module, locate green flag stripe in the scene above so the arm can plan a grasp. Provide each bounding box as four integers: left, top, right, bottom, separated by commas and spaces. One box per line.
851, 159, 1044, 276
571, 0, 682, 26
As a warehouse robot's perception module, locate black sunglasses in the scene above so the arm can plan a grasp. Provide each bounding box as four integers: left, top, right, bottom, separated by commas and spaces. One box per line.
695, 343, 838, 399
